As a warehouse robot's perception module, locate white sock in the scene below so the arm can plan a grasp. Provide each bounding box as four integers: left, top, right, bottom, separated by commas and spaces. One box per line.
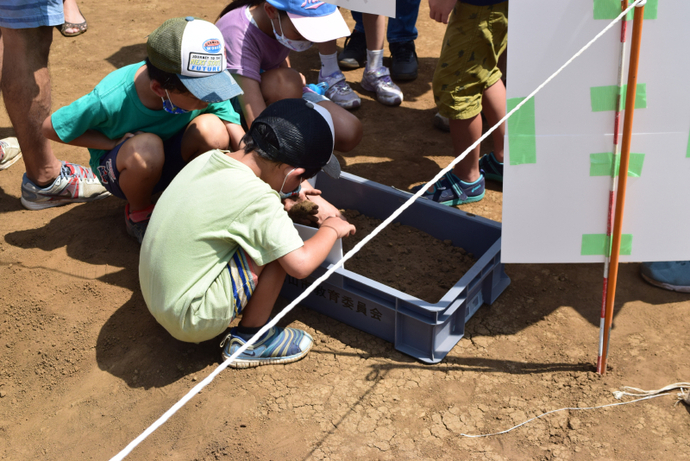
366, 49, 384, 71
319, 52, 340, 76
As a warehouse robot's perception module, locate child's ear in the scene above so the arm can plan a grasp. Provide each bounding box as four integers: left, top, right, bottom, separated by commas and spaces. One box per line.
263, 2, 278, 20
149, 79, 166, 98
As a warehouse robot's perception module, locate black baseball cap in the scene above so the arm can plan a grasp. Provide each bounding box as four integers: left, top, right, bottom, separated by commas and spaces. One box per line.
249, 99, 341, 178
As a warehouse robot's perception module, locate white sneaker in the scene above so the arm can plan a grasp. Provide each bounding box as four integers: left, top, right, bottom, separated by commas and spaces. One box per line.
21, 161, 110, 210
318, 70, 361, 110
360, 66, 403, 106
0, 137, 22, 170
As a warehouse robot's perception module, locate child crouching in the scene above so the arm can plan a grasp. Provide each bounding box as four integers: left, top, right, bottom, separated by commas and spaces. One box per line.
139, 98, 355, 367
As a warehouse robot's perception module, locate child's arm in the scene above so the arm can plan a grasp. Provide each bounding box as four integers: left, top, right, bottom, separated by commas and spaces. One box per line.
42, 115, 131, 151
278, 216, 355, 279
233, 75, 266, 128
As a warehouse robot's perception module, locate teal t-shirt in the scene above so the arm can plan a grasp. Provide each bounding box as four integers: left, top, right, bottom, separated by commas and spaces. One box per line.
139, 150, 304, 342
50, 61, 241, 173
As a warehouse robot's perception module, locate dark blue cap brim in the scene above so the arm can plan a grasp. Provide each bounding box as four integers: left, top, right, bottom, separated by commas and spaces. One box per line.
179, 70, 244, 103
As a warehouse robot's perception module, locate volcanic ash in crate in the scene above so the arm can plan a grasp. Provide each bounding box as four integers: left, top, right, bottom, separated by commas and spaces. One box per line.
340, 209, 476, 303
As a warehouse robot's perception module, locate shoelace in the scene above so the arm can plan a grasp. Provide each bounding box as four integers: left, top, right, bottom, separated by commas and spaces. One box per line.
60, 162, 98, 181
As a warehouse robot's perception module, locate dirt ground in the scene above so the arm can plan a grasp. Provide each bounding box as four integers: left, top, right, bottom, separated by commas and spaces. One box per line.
1, 1, 689, 460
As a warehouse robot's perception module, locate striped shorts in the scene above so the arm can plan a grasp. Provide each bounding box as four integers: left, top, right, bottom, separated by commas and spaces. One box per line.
228, 248, 259, 316
0, 0, 64, 29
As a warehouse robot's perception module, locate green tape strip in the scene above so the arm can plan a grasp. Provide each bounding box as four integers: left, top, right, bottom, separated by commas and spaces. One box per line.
590, 84, 647, 112
593, 0, 658, 20
581, 234, 633, 256
589, 153, 645, 177
507, 97, 537, 165
687, 129, 690, 158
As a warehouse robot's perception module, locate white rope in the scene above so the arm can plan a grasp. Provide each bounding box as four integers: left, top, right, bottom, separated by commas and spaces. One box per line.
110, 1, 645, 459
613, 382, 690, 405
460, 393, 669, 438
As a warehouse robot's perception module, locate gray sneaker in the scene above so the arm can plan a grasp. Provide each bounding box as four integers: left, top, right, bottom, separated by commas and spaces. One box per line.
361, 66, 403, 106
21, 161, 110, 210
319, 70, 361, 110
0, 137, 22, 170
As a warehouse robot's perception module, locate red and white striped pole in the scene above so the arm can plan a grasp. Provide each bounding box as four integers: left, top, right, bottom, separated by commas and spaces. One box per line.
596, 0, 629, 374
597, 0, 646, 375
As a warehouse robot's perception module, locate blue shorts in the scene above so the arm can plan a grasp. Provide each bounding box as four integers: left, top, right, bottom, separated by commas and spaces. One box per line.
0, 0, 64, 29
96, 129, 187, 200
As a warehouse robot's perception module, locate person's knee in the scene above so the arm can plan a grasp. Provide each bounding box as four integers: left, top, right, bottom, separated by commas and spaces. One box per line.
1, 26, 53, 61
260, 68, 303, 106
189, 114, 228, 146
118, 133, 165, 174
322, 102, 362, 152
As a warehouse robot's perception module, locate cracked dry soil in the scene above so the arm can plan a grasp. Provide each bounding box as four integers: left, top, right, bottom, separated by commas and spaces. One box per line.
1, 1, 689, 460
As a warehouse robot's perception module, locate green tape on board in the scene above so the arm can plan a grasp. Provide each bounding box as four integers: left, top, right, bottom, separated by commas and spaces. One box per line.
581, 234, 633, 256
507, 97, 537, 165
687, 130, 690, 158
593, 0, 658, 20
589, 152, 645, 177
590, 84, 647, 112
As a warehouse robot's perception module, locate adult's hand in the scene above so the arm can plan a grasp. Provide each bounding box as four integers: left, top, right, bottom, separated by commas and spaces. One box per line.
429, 0, 458, 24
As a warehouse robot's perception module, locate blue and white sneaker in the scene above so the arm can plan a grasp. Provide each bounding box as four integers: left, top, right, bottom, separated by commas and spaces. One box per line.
640, 261, 690, 293
319, 70, 361, 110
479, 152, 504, 182
411, 172, 485, 206
220, 326, 314, 368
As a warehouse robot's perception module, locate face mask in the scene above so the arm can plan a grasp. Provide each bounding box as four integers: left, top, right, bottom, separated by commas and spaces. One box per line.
270, 16, 312, 52
279, 168, 302, 199
161, 89, 189, 114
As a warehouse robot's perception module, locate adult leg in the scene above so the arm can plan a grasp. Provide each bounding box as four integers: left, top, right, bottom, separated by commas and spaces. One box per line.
387, 0, 421, 80
338, 11, 366, 69
0, 26, 62, 185
59, 0, 87, 37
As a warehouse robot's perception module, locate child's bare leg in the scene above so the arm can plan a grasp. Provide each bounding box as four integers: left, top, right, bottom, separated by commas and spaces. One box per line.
116, 133, 164, 211
362, 14, 385, 52
317, 40, 337, 55
260, 68, 303, 106
316, 100, 362, 152
180, 114, 230, 162
238, 260, 285, 328
481, 80, 506, 162
449, 114, 483, 183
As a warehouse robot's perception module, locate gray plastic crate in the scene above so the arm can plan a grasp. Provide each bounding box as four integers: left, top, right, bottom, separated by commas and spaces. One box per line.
280, 172, 510, 364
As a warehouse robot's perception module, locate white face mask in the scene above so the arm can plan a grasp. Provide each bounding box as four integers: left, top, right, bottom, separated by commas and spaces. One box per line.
270, 15, 312, 52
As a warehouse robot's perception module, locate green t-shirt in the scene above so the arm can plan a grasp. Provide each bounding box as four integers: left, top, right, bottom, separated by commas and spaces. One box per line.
139, 150, 304, 342
50, 61, 241, 174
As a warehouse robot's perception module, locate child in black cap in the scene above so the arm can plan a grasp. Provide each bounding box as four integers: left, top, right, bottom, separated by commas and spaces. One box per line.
139, 98, 355, 367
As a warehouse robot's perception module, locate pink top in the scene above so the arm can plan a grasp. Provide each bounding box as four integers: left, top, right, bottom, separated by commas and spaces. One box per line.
216, 6, 290, 83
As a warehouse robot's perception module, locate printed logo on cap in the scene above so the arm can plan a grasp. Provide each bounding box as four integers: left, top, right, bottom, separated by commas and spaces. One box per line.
202, 39, 221, 53
302, 0, 326, 10
180, 19, 227, 78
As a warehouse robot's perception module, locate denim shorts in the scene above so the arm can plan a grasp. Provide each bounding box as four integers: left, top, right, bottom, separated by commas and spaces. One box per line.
96, 129, 186, 200
0, 0, 64, 29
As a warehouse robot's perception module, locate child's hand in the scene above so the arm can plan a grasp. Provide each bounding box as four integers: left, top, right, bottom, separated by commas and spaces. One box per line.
429, 0, 457, 24
284, 194, 320, 226
321, 216, 356, 238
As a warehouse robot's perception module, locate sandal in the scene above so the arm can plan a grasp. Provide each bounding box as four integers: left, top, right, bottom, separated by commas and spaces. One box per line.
56, 8, 88, 37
